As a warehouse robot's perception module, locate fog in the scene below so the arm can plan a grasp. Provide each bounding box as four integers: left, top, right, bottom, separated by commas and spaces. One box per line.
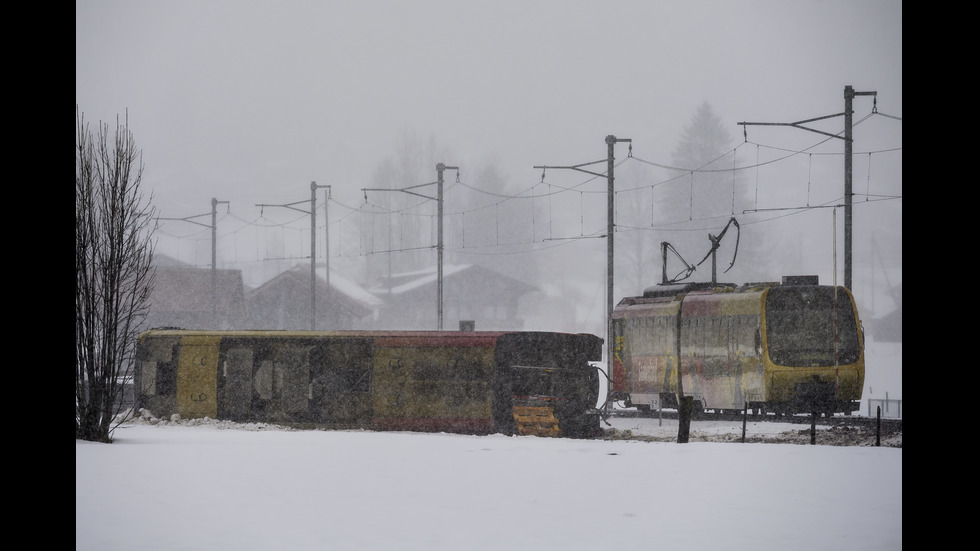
75, 0, 902, 337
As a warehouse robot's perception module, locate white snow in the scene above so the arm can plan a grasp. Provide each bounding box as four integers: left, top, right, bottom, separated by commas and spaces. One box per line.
77, 415, 900, 551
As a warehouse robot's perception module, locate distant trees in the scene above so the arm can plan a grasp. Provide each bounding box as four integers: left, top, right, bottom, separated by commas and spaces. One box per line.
656, 101, 773, 283
361, 130, 447, 289
76, 107, 156, 442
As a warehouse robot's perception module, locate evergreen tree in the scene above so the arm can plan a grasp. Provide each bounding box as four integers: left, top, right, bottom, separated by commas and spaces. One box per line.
655, 101, 771, 284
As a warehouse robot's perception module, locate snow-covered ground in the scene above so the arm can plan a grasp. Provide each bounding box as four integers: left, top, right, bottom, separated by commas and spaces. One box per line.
77, 414, 901, 551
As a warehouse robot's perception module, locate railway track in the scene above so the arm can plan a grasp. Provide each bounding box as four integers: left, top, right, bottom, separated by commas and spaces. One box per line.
605, 407, 902, 432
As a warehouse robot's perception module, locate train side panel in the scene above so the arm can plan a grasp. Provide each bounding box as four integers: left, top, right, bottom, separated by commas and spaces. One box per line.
679, 291, 764, 412
371, 336, 496, 434
135, 330, 602, 437
611, 296, 681, 409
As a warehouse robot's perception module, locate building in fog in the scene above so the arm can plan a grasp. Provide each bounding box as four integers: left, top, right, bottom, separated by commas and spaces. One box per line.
146, 255, 246, 330
245, 263, 382, 330
369, 264, 537, 331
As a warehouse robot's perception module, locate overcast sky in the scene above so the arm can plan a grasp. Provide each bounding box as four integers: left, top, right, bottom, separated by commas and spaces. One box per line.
76, 0, 902, 298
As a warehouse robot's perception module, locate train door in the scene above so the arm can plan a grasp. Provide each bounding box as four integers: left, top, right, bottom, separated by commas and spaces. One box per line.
251, 344, 311, 422
309, 337, 373, 426
726, 316, 746, 411
218, 346, 254, 420
136, 333, 180, 417
680, 317, 706, 411
175, 335, 221, 419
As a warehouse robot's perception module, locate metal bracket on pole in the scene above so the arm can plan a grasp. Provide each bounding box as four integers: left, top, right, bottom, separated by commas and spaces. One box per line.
737, 86, 876, 290
156, 198, 228, 326
362, 163, 458, 330
256, 181, 329, 330
534, 135, 631, 402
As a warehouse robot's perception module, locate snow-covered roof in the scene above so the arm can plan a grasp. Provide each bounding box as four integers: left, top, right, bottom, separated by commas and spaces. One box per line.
313, 265, 384, 308
369, 264, 473, 295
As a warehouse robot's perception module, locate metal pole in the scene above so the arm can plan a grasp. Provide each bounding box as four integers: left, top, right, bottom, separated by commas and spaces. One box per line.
604, 136, 630, 381
844, 86, 854, 291
324, 186, 330, 291
310, 181, 317, 330
605, 136, 615, 380
362, 173, 450, 330
211, 197, 217, 326
533, 138, 628, 385
436, 164, 446, 330
309, 181, 331, 330
737, 86, 875, 291
158, 201, 227, 326
434, 164, 458, 330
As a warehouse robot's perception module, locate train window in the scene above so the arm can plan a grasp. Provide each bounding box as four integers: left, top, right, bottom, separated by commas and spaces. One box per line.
735, 316, 760, 356
765, 287, 861, 366
255, 361, 274, 400
223, 348, 254, 417
138, 361, 157, 396
511, 366, 553, 397
627, 318, 655, 356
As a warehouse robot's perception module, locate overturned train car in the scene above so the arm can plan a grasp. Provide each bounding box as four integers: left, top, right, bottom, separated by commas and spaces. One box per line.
610, 276, 865, 416
135, 329, 603, 437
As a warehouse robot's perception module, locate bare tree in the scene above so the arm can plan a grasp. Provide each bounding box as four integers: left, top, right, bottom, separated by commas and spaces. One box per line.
75, 107, 156, 442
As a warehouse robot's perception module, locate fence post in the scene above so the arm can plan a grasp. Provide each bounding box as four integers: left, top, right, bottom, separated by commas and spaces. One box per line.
677, 396, 692, 444
810, 410, 817, 445
741, 403, 748, 443
876, 405, 881, 447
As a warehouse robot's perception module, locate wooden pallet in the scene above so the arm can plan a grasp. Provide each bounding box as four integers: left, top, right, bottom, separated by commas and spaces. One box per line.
512, 405, 561, 437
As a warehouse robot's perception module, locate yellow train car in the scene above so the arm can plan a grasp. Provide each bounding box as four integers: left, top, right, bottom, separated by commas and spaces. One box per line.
610, 276, 864, 416
135, 329, 603, 437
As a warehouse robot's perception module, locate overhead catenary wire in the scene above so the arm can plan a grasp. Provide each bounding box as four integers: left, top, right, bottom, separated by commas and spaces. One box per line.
157, 107, 900, 275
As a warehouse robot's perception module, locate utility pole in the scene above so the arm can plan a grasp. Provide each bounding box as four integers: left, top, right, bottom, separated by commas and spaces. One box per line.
363, 163, 458, 330
737, 85, 876, 290
157, 197, 229, 327
534, 135, 631, 383
311, 181, 331, 328
844, 85, 877, 290
256, 181, 329, 330
436, 163, 458, 330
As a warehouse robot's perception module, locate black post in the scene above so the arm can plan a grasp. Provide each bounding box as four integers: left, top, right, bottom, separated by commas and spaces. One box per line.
810, 410, 817, 445
876, 406, 881, 447
741, 403, 748, 443
677, 396, 692, 444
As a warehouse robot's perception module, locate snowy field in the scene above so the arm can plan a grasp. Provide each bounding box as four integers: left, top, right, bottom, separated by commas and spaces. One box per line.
76, 341, 901, 551
77, 418, 901, 551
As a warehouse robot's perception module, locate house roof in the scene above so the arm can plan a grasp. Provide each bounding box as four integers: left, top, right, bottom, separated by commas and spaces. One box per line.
247, 263, 382, 310
369, 263, 536, 296
371, 264, 474, 295
150, 255, 245, 313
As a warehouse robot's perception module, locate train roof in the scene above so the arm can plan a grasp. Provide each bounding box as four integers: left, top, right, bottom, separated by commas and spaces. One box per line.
137, 328, 603, 345
639, 275, 823, 299
641, 282, 736, 298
